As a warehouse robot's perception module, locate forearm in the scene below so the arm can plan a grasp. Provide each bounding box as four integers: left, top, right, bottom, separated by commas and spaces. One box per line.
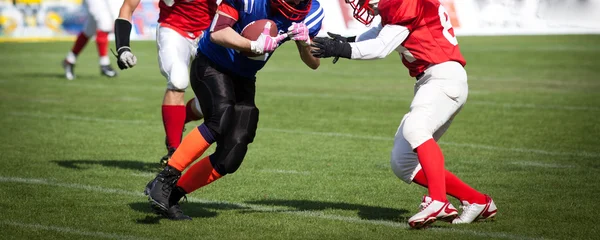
349, 25, 409, 60
297, 42, 320, 69
118, 0, 140, 21
210, 27, 252, 52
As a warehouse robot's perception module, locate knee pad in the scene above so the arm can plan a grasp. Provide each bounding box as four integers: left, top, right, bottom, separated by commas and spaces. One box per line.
214, 143, 248, 174
390, 118, 421, 184
401, 112, 434, 149
166, 62, 190, 91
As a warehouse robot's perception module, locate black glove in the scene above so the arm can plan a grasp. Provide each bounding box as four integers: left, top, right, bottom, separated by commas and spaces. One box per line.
325, 32, 355, 64
311, 37, 352, 60
327, 32, 356, 43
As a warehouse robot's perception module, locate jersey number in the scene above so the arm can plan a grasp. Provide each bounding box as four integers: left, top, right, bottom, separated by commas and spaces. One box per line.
438, 5, 458, 46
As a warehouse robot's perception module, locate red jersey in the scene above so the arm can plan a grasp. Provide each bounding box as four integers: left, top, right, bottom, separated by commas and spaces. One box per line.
158, 0, 218, 38
378, 0, 466, 77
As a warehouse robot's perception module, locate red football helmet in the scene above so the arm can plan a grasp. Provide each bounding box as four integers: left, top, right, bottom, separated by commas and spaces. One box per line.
271, 0, 312, 21
345, 0, 379, 25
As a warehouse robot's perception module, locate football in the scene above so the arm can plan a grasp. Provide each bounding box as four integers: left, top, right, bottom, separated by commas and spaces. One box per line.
241, 19, 278, 57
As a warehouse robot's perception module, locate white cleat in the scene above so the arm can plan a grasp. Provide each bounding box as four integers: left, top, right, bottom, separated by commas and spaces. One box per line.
452, 195, 497, 224
62, 60, 75, 80
408, 195, 458, 229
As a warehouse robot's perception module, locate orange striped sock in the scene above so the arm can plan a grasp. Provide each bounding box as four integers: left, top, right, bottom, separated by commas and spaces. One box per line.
176, 156, 222, 193
167, 125, 214, 171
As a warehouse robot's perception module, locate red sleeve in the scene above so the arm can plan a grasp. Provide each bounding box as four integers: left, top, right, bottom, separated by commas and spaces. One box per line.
378, 0, 420, 30
217, 2, 239, 21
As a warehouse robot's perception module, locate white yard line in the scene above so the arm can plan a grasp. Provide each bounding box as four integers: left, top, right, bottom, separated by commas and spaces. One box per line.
0, 176, 543, 240
7, 111, 600, 158
260, 91, 600, 112
0, 221, 150, 240
509, 161, 576, 169
259, 169, 311, 175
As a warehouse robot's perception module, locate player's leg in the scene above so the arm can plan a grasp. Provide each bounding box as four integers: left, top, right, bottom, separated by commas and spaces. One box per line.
401, 61, 468, 228
147, 55, 231, 218
156, 26, 196, 166
62, 14, 96, 80
185, 97, 204, 123
85, 0, 117, 77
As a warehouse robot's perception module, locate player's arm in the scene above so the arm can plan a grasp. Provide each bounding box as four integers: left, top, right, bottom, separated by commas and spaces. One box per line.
349, 24, 408, 59
113, 0, 141, 69
210, 3, 285, 55
295, 41, 319, 70
288, 23, 319, 69
311, 24, 408, 60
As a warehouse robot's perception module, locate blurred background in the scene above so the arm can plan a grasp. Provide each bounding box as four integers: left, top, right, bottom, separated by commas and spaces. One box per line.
1, 0, 599, 42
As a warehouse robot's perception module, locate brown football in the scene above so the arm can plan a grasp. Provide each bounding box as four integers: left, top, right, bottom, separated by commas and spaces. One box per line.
241, 19, 278, 57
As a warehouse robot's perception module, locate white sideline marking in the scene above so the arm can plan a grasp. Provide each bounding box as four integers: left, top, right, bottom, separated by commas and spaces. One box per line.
510, 161, 576, 169
0, 221, 150, 240
7, 111, 600, 158
0, 176, 542, 240
259, 169, 311, 175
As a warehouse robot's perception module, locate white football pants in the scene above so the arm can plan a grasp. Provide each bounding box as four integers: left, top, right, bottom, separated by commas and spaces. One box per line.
390, 61, 468, 183
82, 0, 116, 36
156, 25, 200, 91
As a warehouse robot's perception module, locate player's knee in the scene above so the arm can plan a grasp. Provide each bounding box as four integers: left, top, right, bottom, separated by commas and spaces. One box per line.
166, 62, 190, 91
215, 143, 248, 174
390, 143, 418, 184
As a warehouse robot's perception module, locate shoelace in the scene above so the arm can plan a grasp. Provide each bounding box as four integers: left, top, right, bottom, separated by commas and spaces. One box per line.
418, 201, 432, 212
458, 203, 480, 219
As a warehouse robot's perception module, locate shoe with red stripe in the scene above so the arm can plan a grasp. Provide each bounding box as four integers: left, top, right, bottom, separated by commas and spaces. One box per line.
408, 195, 458, 229
452, 195, 497, 224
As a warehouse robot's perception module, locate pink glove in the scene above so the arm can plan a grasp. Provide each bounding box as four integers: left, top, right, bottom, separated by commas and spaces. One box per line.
288, 22, 310, 46
250, 22, 288, 55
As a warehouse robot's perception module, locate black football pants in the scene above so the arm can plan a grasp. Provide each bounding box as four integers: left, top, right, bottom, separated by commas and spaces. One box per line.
189, 53, 259, 176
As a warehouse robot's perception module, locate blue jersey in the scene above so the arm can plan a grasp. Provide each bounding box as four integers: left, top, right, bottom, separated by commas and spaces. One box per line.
198, 0, 324, 78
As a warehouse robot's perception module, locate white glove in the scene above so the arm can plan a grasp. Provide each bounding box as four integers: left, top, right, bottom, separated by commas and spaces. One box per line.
117, 48, 137, 69
288, 22, 310, 46
250, 22, 288, 55
162, 0, 175, 7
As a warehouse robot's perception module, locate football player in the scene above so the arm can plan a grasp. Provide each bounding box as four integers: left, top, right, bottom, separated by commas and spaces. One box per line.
145, 0, 323, 220
311, 0, 497, 228
114, 0, 217, 167
62, 0, 118, 80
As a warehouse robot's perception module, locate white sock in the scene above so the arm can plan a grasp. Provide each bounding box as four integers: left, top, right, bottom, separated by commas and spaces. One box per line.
66, 52, 77, 64
99, 56, 110, 66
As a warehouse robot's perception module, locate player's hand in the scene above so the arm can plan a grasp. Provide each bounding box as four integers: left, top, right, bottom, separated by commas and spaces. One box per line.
311, 37, 352, 60
250, 22, 288, 55
116, 48, 137, 70
288, 22, 310, 46
327, 32, 356, 43
162, 0, 175, 7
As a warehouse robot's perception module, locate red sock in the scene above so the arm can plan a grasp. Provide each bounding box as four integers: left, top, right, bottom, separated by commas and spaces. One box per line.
415, 138, 446, 202
176, 156, 222, 193
413, 169, 487, 204
162, 105, 186, 149
185, 98, 202, 123
95, 31, 109, 57
71, 32, 89, 55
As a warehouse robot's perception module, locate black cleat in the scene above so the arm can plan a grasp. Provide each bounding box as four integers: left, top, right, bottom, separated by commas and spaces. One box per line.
148, 165, 181, 212
100, 65, 118, 78
62, 60, 75, 80
159, 147, 176, 168
164, 204, 192, 221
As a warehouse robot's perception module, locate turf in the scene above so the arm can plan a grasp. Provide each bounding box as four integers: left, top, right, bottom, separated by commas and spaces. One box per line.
0, 35, 599, 240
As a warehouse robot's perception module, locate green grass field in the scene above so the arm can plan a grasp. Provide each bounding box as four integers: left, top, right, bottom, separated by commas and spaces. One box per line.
0, 35, 599, 240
